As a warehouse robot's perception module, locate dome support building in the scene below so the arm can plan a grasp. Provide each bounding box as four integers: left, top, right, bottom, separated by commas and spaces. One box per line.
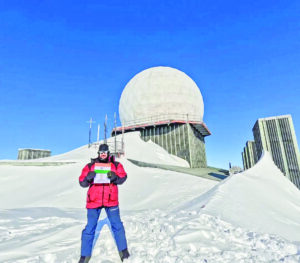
113, 66, 211, 168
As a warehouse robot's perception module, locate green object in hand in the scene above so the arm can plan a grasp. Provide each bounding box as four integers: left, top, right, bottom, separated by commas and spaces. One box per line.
107, 171, 117, 182
107, 171, 114, 178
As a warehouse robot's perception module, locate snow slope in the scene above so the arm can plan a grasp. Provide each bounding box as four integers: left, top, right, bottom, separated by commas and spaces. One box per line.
0, 133, 299, 262
181, 152, 300, 242
39, 132, 189, 167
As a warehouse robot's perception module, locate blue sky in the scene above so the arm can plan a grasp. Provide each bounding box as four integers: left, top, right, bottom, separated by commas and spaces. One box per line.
0, 0, 300, 168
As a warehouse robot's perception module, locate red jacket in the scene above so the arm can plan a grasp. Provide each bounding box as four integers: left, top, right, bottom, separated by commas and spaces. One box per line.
79, 157, 127, 208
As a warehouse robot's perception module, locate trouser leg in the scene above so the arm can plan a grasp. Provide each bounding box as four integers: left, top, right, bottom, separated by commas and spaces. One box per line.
105, 206, 128, 252
81, 208, 101, 256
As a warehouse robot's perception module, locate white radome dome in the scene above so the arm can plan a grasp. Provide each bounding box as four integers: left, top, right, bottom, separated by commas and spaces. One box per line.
119, 66, 204, 126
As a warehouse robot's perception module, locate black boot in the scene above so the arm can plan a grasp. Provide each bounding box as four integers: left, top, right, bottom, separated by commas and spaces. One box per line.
119, 248, 130, 261
78, 256, 91, 263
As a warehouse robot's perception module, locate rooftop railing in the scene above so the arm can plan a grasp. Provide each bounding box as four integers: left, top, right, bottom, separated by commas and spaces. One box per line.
120, 113, 203, 127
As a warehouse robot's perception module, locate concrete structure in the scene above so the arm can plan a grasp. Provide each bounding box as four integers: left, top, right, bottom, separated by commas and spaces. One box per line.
113, 66, 211, 168
114, 120, 209, 168
18, 149, 51, 160
229, 166, 243, 175
242, 140, 258, 170
252, 115, 300, 189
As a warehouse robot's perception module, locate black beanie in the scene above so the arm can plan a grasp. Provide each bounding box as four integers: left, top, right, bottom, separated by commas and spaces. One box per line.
98, 144, 109, 152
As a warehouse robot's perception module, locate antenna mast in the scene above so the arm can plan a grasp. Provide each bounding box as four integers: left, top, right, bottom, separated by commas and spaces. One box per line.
97, 124, 100, 144
114, 112, 117, 155
104, 114, 108, 144
86, 117, 95, 148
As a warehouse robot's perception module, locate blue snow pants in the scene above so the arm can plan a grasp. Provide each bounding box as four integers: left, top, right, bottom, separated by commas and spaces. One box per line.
81, 206, 128, 256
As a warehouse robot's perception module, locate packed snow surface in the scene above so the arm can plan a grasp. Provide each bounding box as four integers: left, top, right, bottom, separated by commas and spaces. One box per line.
0, 132, 299, 262
36, 132, 189, 167
183, 152, 300, 242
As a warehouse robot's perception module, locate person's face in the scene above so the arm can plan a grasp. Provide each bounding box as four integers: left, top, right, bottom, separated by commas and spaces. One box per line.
99, 151, 108, 160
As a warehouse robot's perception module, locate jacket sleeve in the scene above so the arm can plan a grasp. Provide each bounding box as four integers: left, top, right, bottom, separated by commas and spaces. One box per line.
79, 164, 91, 188
113, 163, 127, 185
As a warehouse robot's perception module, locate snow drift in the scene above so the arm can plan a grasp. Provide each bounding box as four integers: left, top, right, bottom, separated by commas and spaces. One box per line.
182, 152, 300, 242
42, 132, 189, 167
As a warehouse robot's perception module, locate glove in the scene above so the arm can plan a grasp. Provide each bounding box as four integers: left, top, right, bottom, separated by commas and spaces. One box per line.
86, 171, 96, 183
107, 171, 118, 183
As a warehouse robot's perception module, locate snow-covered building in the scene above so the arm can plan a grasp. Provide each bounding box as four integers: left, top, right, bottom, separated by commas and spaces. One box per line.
113, 66, 211, 168
242, 140, 258, 170
18, 148, 51, 160
253, 114, 300, 189
243, 114, 300, 189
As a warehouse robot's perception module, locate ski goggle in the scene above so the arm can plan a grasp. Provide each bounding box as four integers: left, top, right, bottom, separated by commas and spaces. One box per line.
99, 151, 108, 154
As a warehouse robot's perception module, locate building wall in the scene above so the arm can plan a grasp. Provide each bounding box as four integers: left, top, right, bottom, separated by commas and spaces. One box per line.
252, 115, 300, 188
242, 147, 249, 170
18, 149, 51, 160
140, 123, 207, 168
278, 117, 300, 187
242, 141, 258, 170
188, 124, 207, 168
246, 141, 257, 168
242, 151, 246, 170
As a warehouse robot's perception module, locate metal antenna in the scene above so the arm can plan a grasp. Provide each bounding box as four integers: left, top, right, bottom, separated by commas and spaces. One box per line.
86, 117, 95, 148
122, 125, 125, 156
114, 112, 117, 154
104, 114, 108, 144
97, 124, 100, 144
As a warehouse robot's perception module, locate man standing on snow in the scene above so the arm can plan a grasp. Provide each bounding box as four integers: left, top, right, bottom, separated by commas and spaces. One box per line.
78, 143, 130, 263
